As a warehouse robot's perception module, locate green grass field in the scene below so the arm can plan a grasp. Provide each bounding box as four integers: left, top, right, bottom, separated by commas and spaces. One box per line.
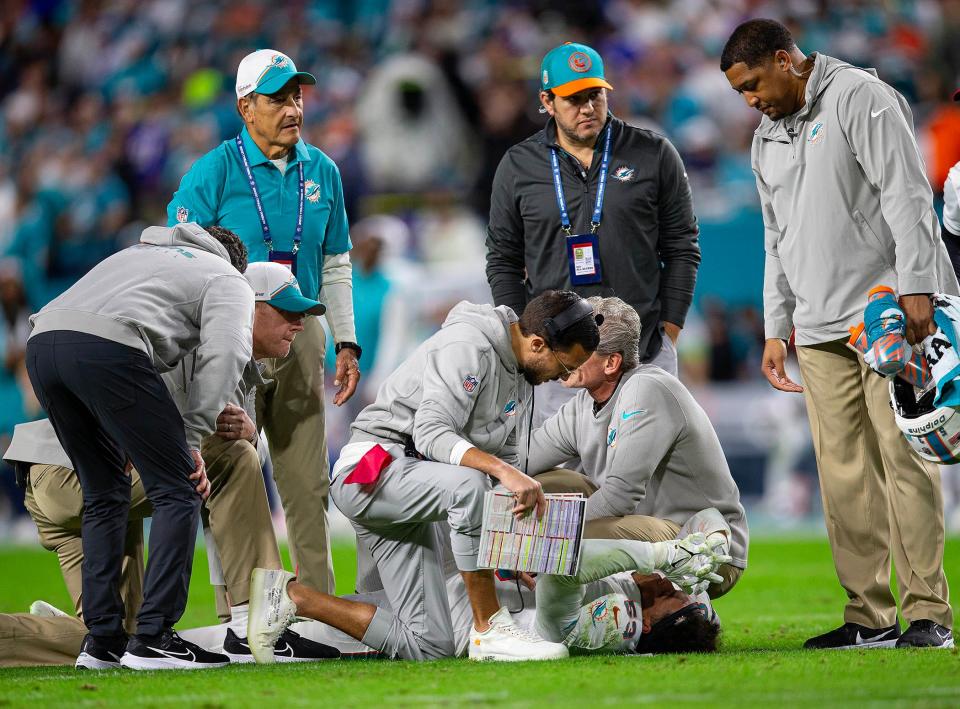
2, 537, 959, 707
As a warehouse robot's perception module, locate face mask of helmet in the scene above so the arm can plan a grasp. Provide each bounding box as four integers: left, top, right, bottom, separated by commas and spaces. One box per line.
890, 377, 960, 464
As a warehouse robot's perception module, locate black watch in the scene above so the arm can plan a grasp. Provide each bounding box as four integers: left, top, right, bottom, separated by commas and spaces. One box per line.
335, 341, 362, 360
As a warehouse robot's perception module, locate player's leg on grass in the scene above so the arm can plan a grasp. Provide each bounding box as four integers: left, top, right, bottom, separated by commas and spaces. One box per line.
334, 457, 566, 661
250, 457, 568, 661
248, 524, 446, 663
249, 459, 465, 662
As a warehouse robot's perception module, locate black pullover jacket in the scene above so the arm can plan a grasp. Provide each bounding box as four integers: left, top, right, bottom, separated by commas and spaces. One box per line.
485, 115, 701, 361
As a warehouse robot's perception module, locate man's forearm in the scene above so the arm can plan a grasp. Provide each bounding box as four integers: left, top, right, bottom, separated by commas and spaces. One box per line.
460, 446, 514, 482
658, 260, 698, 327
488, 274, 526, 315
320, 253, 356, 343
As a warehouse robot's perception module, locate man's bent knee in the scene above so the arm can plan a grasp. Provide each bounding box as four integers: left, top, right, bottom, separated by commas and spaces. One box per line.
707, 564, 743, 599
447, 470, 488, 535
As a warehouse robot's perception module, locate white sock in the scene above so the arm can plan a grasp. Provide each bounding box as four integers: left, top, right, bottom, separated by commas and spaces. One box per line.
230, 604, 249, 639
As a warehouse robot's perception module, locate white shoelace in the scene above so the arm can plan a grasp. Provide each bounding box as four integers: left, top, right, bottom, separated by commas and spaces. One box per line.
492, 618, 545, 644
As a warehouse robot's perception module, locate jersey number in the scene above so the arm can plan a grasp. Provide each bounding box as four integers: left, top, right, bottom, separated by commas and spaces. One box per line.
622, 600, 639, 639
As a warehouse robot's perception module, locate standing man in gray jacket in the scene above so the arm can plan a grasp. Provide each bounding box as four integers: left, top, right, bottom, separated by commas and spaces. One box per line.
721, 18, 958, 649
526, 297, 748, 598
25, 222, 254, 669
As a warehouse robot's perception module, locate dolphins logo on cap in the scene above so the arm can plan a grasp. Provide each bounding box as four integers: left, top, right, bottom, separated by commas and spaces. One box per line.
569, 52, 592, 73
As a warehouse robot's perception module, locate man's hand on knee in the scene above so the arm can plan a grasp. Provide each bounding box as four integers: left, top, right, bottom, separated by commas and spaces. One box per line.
215, 404, 258, 445
189, 448, 210, 500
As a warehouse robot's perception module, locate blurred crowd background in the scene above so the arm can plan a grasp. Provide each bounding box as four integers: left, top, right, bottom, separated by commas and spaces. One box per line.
3, 0, 960, 537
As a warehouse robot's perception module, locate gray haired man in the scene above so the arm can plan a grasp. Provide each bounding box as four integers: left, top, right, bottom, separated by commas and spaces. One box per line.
527, 297, 748, 598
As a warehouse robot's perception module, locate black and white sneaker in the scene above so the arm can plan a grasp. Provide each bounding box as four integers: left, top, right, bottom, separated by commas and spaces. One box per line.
803, 622, 900, 650
120, 630, 230, 670
223, 627, 340, 663
895, 620, 955, 649
76, 633, 126, 670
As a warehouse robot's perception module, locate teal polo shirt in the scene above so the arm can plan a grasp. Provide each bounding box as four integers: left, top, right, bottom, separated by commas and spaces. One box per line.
166, 126, 351, 299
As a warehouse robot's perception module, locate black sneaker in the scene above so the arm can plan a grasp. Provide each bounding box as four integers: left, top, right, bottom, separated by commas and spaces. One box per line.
895, 620, 954, 649
223, 627, 340, 663
120, 629, 230, 670
803, 622, 900, 649
76, 633, 126, 670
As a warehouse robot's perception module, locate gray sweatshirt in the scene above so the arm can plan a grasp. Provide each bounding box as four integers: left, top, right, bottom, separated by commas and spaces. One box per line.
3, 419, 73, 469
526, 365, 748, 568
753, 53, 959, 345
349, 302, 531, 466
30, 223, 254, 448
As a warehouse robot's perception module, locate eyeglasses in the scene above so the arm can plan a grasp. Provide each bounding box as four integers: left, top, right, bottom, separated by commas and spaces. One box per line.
550, 348, 575, 378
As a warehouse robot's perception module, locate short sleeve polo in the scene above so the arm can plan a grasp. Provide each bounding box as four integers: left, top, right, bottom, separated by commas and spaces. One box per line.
167, 126, 351, 299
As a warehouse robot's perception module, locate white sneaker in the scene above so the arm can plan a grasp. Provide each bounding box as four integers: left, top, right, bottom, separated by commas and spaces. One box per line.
469, 607, 569, 662
30, 600, 70, 618
247, 568, 297, 665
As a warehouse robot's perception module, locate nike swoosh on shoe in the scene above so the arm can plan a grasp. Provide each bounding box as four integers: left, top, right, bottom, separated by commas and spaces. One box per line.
274, 642, 294, 657
155, 647, 196, 662
854, 631, 891, 644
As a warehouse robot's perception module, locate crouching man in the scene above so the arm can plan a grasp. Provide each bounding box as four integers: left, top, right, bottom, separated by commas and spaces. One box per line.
248, 291, 600, 662
19, 232, 332, 670
528, 297, 748, 598
1, 262, 339, 668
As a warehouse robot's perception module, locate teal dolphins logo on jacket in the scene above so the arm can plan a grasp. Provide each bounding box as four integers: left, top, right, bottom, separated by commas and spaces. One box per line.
808, 122, 824, 145
612, 165, 635, 182
607, 425, 617, 448
305, 179, 322, 203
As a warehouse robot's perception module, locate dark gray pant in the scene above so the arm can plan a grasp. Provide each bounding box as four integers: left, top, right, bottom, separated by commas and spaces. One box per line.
26, 331, 199, 640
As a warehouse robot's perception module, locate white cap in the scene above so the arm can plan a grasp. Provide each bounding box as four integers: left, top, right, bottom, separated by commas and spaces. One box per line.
244, 262, 325, 315
235, 49, 317, 99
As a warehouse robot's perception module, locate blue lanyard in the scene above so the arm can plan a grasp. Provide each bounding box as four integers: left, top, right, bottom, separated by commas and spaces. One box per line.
235, 135, 304, 254
550, 122, 613, 235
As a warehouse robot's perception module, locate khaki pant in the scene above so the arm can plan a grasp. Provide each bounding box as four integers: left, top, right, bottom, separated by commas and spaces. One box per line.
257, 315, 334, 593
24, 464, 151, 633
0, 613, 87, 667
8, 438, 281, 666
3, 464, 151, 666
534, 467, 599, 497
796, 339, 951, 629
200, 434, 282, 605
533, 467, 742, 598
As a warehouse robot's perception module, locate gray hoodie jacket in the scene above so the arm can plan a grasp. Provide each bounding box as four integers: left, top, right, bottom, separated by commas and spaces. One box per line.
349, 302, 531, 466
526, 365, 748, 569
753, 53, 959, 345
3, 419, 73, 469
29, 223, 254, 448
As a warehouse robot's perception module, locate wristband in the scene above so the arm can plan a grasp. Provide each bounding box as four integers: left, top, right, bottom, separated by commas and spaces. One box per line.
335, 341, 362, 360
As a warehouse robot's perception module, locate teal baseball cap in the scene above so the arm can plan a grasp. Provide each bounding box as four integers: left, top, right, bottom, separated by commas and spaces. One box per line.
244, 262, 326, 316
540, 42, 613, 97
235, 49, 317, 99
